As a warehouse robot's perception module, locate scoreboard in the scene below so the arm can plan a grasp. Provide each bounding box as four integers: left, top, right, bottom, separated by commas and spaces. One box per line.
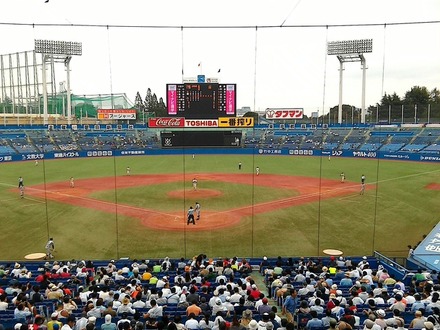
161, 131, 242, 148
167, 83, 236, 119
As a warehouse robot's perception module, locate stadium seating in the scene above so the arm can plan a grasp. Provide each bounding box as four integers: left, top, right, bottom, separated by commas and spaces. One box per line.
1, 126, 440, 157
0, 254, 437, 330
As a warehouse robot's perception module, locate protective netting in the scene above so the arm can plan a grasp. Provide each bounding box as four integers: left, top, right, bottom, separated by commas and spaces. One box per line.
45, 93, 133, 118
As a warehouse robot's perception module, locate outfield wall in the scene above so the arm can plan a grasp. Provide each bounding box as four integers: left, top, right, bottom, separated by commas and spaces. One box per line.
1, 147, 439, 163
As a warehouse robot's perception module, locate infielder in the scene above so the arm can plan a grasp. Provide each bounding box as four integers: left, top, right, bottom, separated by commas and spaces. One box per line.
360, 174, 366, 195
195, 202, 201, 220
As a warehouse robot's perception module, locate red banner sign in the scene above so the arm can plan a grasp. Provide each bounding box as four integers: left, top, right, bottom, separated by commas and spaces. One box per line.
97, 109, 136, 120
148, 117, 185, 128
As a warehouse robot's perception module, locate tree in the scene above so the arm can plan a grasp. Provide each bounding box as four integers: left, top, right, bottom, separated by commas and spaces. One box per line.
429, 88, 440, 104
144, 88, 157, 112
134, 91, 145, 112
380, 92, 402, 106
403, 86, 430, 105
156, 97, 167, 117
139, 88, 168, 118
0, 95, 13, 113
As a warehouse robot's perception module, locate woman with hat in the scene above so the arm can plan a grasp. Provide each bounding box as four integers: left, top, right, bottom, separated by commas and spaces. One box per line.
116, 297, 136, 315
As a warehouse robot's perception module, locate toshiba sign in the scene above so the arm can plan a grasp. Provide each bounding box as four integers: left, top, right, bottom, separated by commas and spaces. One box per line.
184, 119, 218, 127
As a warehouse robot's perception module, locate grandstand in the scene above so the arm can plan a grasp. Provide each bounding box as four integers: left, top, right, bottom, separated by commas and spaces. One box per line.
2, 123, 439, 158
0, 248, 438, 330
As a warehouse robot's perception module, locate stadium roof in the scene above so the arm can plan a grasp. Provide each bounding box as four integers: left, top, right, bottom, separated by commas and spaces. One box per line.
410, 222, 440, 271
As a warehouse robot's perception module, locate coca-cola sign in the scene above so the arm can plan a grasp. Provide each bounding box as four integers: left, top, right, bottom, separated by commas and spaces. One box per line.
149, 117, 185, 128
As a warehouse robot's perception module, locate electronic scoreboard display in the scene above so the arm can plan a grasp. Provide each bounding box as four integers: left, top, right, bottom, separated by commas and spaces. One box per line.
161, 131, 242, 148
167, 83, 236, 119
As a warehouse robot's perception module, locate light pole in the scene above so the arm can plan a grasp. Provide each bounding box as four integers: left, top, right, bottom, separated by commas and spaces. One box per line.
328, 39, 373, 124
34, 39, 82, 126
351, 106, 354, 125
59, 81, 66, 117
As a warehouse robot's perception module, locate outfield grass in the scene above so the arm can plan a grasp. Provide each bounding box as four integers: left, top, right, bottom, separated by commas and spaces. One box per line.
0, 154, 439, 261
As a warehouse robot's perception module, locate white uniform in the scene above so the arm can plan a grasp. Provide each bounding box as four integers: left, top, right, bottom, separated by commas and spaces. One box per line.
192, 178, 198, 190
45, 238, 55, 258
195, 202, 201, 220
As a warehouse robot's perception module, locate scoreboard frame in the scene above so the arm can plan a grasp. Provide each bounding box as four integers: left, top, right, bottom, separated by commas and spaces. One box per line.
161, 130, 242, 148
166, 83, 237, 119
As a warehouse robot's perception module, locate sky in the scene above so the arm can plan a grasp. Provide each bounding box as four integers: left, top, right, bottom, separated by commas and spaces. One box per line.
0, 0, 439, 116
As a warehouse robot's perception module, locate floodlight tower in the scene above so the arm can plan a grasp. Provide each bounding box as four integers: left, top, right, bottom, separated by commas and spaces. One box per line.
34, 40, 82, 125
327, 39, 372, 124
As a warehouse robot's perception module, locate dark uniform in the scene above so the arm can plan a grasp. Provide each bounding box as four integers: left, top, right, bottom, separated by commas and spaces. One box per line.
187, 206, 195, 225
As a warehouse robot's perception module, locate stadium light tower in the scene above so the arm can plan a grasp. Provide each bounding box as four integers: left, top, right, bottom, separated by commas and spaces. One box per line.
327, 39, 372, 124
34, 39, 82, 125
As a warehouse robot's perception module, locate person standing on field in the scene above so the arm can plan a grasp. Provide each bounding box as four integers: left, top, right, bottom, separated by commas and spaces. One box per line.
126, 166, 131, 175
70, 177, 75, 188
18, 176, 24, 198
360, 174, 366, 195
192, 178, 198, 191
45, 238, 55, 259
256, 167, 260, 176
340, 172, 345, 183
195, 202, 201, 220
187, 206, 195, 225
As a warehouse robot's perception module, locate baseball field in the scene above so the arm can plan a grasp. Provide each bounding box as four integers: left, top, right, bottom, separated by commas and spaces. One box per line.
0, 153, 439, 261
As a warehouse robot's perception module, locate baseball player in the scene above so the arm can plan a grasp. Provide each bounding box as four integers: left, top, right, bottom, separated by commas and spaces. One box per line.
45, 238, 55, 259
195, 202, 201, 220
192, 178, 198, 190
360, 174, 366, 195
18, 176, 24, 198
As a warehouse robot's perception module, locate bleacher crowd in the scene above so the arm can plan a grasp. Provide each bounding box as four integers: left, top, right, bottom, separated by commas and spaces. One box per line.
0, 126, 439, 156
0, 255, 439, 330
